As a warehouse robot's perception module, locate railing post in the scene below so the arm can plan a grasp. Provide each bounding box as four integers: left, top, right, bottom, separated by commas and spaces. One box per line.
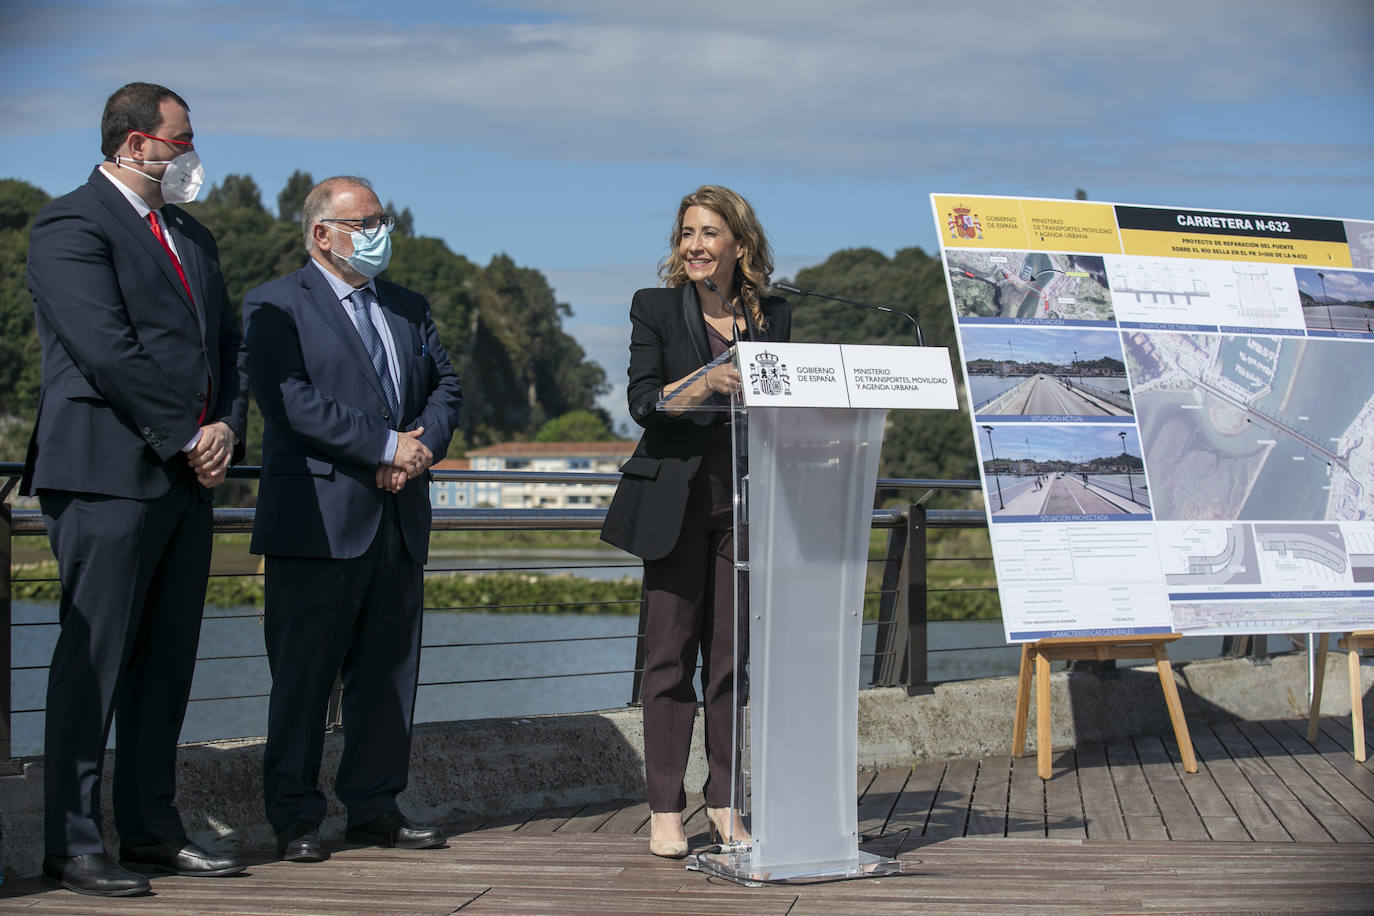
904, 503, 929, 694
871, 518, 909, 687
1, 481, 14, 768
629, 578, 647, 706
1220, 634, 1267, 660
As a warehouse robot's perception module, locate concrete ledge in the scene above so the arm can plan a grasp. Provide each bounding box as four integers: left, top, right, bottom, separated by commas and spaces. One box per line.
2, 651, 1368, 877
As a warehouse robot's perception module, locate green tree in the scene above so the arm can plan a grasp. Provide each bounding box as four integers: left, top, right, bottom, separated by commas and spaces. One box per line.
184, 198, 303, 304
276, 169, 314, 223
203, 173, 265, 212
786, 246, 976, 500
535, 409, 619, 442
0, 179, 51, 458
466, 253, 609, 442
0, 169, 647, 468
385, 202, 415, 237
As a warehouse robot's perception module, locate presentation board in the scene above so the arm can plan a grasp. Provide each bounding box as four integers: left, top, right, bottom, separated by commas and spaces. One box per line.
932, 194, 1374, 640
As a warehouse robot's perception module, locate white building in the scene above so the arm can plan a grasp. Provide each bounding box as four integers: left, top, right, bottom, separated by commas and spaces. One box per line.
427, 457, 474, 508
448, 441, 636, 509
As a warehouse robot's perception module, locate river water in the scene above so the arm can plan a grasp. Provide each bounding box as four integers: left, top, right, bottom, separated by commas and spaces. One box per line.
10, 601, 1280, 758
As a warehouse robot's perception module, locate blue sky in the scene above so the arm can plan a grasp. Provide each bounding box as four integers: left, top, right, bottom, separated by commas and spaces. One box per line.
3, 0, 1372, 431
1295, 268, 1374, 303
958, 326, 1125, 366
982, 424, 1140, 463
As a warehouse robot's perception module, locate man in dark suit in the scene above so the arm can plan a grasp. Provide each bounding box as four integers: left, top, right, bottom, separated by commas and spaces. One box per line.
23, 82, 248, 896
243, 175, 462, 863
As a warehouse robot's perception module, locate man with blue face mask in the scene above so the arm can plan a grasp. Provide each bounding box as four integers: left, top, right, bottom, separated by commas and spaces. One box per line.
242, 176, 462, 864
23, 82, 249, 896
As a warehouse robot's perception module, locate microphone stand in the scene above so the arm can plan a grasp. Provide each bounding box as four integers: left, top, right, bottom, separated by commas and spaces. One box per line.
772, 282, 925, 347
703, 277, 761, 342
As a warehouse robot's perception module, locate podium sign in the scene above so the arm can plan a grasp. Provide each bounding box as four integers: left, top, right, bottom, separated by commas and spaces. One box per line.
841, 344, 959, 410
735, 342, 958, 411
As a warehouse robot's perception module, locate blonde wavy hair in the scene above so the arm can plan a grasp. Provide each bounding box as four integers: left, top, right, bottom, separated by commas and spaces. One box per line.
659, 185, 774, 332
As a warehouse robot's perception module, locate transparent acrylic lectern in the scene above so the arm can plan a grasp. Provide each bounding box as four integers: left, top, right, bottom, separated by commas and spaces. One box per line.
657, 348, 902, 885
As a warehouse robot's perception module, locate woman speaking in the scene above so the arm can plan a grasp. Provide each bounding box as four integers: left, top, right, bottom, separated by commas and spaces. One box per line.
601, 186, 791, 858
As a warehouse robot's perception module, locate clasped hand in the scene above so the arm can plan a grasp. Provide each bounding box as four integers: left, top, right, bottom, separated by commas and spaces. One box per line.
375, 427, 432, 493
187, 421, 235, 488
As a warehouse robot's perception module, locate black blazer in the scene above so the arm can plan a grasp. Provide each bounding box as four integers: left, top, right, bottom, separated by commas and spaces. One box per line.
22, 167, 247, 498
600, 284, 790, 560
243, 263, 463, 563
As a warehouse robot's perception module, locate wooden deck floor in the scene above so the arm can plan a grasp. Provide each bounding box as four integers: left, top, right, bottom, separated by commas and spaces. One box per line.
2, 716, 1371, 914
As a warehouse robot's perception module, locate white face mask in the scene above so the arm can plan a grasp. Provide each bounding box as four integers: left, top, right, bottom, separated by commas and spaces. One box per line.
116, 149, 205, 204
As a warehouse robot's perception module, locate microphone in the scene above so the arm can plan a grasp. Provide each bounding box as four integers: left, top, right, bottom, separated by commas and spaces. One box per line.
702, 277, 761, 342
772, 281, 925, 347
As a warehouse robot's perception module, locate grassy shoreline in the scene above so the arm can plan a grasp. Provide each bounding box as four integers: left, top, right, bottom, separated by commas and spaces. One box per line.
11, 528, 1000, 620
12, 562, 998, 620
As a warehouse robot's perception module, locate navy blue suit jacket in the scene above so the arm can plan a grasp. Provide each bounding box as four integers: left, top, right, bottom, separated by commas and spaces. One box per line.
22, 167, 247, 497
243, 261, 462, 563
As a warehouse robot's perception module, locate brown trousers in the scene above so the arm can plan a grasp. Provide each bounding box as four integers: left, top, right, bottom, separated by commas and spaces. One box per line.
640, 440, 744, 811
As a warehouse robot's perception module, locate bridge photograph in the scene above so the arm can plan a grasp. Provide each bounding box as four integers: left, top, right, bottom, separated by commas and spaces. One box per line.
1296, 267, 1374, 334
980, 425, 1151, 518
963, 326, 1134, 420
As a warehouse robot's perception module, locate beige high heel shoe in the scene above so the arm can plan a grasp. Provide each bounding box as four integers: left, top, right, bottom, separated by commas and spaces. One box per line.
705, 807, 750, 846
648, 811, 688, 858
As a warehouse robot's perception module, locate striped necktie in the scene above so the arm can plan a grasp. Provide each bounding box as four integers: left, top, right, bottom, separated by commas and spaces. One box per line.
349, 288, 401, 423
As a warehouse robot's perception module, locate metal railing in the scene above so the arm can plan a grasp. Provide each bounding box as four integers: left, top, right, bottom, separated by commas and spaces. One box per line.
3, 461, 994, 769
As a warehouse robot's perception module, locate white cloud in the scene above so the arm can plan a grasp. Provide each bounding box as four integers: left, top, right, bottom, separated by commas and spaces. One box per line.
1326, 271, 1374, 300
5, 0, 1371, 187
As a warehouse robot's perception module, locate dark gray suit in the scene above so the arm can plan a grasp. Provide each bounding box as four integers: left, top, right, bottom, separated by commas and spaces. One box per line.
243, 261, 461, 831
23, 166, 247, 856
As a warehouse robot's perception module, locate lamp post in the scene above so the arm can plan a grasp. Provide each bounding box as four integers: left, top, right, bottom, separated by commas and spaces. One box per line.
1073, 348, 1079, 388
1119, 430, 1135, 503
981, 425, 1004, 511
1318, 272, 1332, 329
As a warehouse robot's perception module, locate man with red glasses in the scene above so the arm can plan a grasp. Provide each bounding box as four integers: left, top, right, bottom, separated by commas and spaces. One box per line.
22, 82, 248, 896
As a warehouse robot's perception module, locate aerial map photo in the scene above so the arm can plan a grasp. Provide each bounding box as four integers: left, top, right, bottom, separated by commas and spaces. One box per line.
946, 250, 1114, 322
1123, 331, 1374, 521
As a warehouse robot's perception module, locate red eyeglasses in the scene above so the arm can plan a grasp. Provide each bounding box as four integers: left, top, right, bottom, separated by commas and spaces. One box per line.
127, 129, 194, 150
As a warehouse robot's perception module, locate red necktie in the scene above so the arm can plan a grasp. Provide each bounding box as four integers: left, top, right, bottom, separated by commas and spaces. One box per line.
148, 211, 195, 304
148, 211, 210, 423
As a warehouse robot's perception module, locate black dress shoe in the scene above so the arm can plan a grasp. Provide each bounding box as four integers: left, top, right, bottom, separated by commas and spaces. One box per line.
42, 853, 150, 897
120, 837, 246, 877
345, 810, 444, 849
277, 821, 328, 862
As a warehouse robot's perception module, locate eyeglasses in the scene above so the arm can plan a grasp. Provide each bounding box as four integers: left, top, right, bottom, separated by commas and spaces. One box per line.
322, 215, 395, 240
127, 129, 194, 151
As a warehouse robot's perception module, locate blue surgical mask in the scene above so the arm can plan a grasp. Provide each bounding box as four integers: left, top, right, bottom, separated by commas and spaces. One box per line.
327, 223, 392, 278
